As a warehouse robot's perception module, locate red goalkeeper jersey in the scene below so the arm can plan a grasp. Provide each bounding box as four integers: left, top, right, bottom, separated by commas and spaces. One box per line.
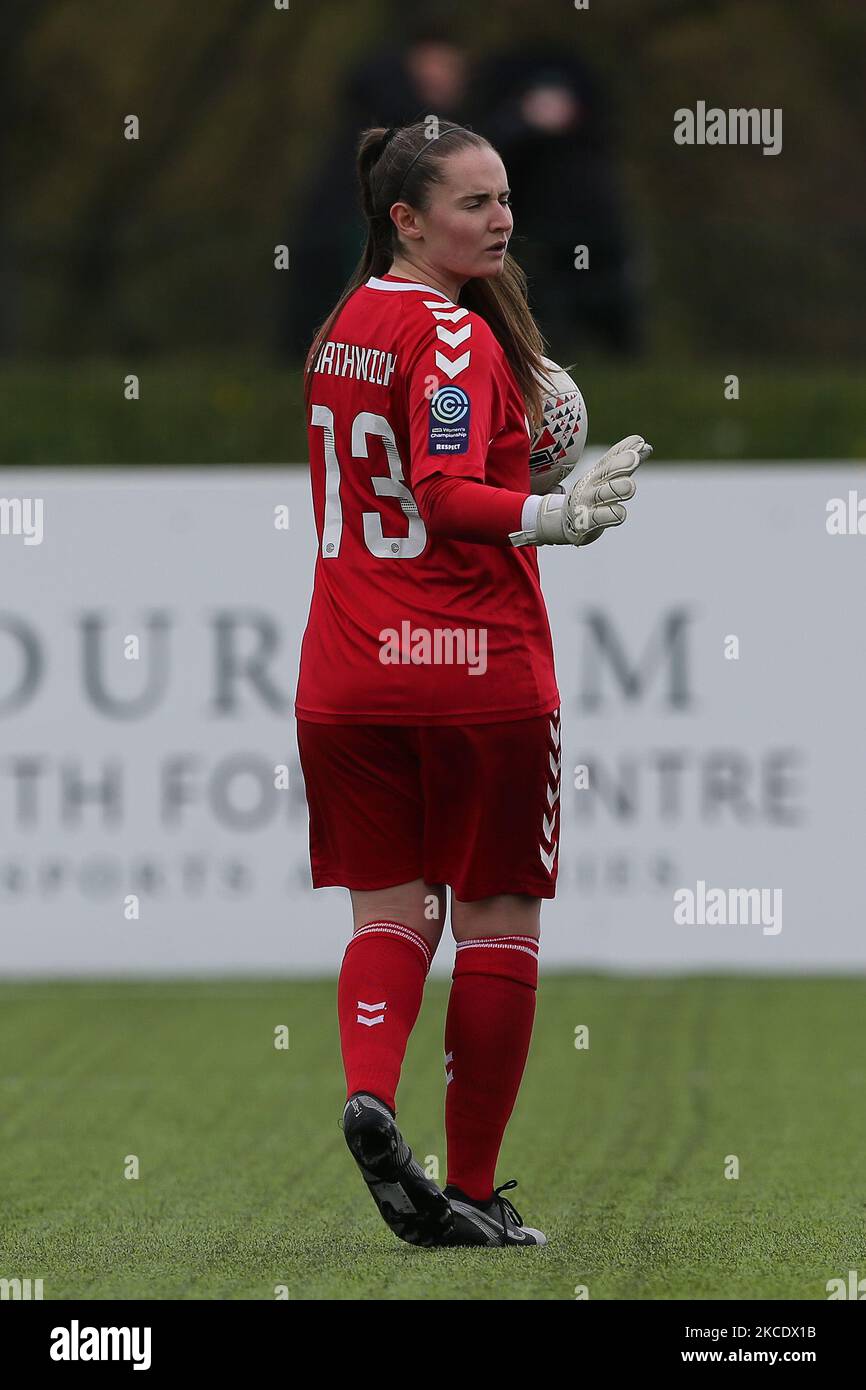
294, 272, 560, 725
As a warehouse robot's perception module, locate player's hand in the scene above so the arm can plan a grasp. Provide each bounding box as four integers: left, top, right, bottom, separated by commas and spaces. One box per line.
535, 436, 652, 546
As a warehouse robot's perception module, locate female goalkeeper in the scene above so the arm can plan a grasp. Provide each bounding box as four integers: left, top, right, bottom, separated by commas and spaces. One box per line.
295, 119, 650, 1247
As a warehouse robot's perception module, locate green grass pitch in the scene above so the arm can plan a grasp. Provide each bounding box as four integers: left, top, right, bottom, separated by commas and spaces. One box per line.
1, 975, 863, 1300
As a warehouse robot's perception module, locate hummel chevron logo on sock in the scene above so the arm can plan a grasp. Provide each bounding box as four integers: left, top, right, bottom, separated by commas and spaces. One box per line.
357, 999, 387, 1026
339, 922, 432, 1117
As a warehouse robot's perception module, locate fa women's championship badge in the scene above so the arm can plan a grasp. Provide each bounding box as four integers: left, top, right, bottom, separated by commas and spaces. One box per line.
428, 385, 471, 454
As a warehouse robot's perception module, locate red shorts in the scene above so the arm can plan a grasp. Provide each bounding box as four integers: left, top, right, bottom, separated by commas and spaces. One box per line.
295, 707, 561, 901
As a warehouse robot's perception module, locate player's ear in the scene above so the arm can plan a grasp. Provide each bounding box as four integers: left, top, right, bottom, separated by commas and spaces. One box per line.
390, 201, 422, 241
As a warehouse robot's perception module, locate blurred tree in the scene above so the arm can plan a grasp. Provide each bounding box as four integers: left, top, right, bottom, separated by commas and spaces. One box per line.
59, 0, 263, 353
2, 0, 863, 364
0, 0, 53, 356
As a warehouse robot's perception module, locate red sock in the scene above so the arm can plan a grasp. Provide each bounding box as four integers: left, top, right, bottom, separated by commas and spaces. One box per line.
444, 935, 539, 1201
337, 920, 432, 1115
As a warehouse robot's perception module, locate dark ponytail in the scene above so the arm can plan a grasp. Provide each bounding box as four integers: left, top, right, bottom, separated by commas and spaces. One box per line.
303, 120, 550, 429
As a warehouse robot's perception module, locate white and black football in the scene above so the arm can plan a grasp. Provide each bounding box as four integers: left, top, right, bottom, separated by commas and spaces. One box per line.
528, 357, 588, 495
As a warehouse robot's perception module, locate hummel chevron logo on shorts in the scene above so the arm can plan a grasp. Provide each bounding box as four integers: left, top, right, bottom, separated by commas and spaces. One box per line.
540, 707, 561, 873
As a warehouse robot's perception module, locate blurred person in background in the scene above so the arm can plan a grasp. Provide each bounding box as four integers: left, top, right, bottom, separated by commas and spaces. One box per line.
476, 40, 643, 356
278, 14, 473, 359
280, 4, 641, 362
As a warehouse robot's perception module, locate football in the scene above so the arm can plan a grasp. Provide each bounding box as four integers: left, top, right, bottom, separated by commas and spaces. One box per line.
528, 357, 588, 495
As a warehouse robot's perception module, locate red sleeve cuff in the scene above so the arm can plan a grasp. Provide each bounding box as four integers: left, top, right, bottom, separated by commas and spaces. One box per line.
413, 472, 527, 546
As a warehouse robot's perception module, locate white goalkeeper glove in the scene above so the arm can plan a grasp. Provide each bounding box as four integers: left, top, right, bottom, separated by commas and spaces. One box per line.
509, 436, 652, 547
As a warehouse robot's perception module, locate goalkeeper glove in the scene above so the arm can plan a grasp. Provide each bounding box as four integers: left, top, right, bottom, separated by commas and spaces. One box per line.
509, 436, 652, 547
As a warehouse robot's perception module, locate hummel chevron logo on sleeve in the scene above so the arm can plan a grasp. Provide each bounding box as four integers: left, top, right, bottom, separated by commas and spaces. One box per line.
435, 349, 471, 379
424, 304, 469, 321
436, 324, 471, 348
423, 299, 472, 380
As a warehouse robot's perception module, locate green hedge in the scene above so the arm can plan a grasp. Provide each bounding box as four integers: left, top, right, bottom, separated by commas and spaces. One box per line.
1, 357, 863, 465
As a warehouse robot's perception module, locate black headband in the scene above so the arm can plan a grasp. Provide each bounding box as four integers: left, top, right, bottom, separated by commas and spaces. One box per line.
393, 125, 465, 201
372, 124, 468, 220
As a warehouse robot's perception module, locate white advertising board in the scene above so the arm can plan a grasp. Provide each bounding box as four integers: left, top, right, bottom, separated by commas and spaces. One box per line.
0, 464, 863, 975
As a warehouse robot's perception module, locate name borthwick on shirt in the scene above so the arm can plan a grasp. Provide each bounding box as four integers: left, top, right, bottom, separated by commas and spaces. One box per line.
313, 339, 397, 386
